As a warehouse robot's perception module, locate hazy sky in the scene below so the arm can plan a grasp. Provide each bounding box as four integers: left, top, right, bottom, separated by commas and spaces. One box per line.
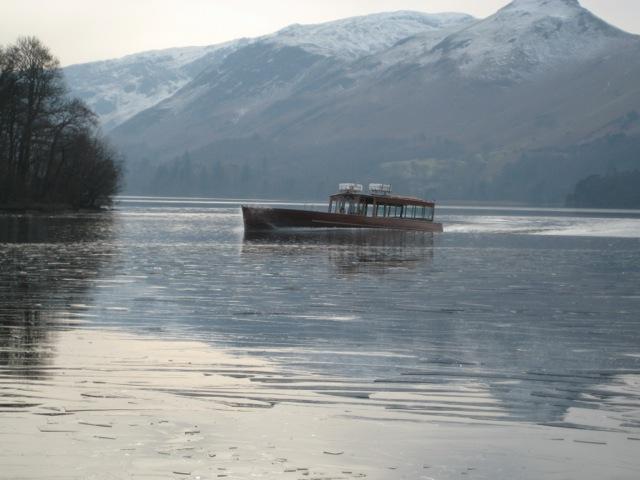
2, 0, 639, 66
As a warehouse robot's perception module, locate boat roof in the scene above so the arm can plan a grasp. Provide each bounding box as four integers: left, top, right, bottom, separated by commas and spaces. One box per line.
330, 192, 435, 208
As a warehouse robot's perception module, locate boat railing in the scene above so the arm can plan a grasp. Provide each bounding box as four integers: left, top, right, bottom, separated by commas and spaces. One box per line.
244, 202, 327, 212
301, 203, 327, 212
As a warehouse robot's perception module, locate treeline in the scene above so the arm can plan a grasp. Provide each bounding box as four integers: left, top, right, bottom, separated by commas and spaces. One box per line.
0, 37, 121, 210
489, 133, 640, 204
128, 152, 328, 199
566, 170, 640, 208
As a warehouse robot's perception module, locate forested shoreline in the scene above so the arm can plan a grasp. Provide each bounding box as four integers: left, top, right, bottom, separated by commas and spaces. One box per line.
0, 37, 121, 211
566, 170, 640, 209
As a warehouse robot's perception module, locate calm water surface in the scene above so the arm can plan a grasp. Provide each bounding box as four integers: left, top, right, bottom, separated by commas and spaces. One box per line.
1, 198, 640, 431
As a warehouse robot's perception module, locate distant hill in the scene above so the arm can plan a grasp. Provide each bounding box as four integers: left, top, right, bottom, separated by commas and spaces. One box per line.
66, 1, 640, 203
567, 170, 640, 208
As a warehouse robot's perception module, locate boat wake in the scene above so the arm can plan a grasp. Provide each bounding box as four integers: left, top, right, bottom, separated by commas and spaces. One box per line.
444, 214, 640, 238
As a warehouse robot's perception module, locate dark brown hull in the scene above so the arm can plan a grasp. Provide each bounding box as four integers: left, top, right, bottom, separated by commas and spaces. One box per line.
242, 206, 443, 232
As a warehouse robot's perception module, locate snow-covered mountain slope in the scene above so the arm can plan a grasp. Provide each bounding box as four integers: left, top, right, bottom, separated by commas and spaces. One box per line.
273, 0, 638, 148
64, 40, 247, 130
109, 11, 477, 153
414, 0, 631, 81
265, 11, 474, 60
65, 11, 474, 131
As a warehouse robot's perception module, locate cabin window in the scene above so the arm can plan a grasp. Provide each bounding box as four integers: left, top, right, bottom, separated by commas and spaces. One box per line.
401, 205, 432, 220
366, 204, 374, 217
380, 205, 403, 218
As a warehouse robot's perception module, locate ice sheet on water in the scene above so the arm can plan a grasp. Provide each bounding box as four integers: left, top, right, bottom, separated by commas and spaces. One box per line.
444, 213, 640, 238
2, 201, 640, 436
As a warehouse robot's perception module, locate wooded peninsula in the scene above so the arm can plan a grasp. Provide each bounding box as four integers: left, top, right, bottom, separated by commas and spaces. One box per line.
0, 37, 121, 211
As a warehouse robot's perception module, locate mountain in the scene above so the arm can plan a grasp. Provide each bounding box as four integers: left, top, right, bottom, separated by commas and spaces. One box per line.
64, 11, 471, 131
264, 11, 475, 60
63, 41, 248, 131
100, 0, 640, 202
412, 0, 629, 81
269, 0, 638, 151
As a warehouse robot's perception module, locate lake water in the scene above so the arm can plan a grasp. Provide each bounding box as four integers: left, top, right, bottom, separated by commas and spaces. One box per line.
1, 197, 640, 478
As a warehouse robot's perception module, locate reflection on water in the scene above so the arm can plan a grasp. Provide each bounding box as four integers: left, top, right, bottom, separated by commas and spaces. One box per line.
0, 213, 117, 244
0, 213, 118, 376
244, 229, 434, 274
1, 204, 640, 435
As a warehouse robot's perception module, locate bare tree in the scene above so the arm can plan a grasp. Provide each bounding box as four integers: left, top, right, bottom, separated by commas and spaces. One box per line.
0, 37, 121, 209
40, 98, 97, 198
11, 37, 64, 198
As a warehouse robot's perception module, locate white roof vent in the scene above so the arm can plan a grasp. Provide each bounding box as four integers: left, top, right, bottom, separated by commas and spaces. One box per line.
369, 183, 392, 195
339, 183, 363, 193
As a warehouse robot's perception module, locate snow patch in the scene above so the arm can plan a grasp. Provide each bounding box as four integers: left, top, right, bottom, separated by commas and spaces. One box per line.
408, 0, 631, 81
64, 40, 247, 130
264, 11, 475, 60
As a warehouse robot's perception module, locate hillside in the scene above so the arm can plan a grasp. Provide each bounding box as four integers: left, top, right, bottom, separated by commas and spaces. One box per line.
64, 11, 470, 132
567, 170, 640, 208
63, 41, 248, 131
74, 1, 640, 202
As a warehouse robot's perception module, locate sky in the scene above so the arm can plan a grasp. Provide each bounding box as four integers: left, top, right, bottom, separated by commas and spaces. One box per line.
2, 0, 639, 66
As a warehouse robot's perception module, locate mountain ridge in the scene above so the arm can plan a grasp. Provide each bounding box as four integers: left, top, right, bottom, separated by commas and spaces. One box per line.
68, 0, 640, 202
64, 11, 475, 131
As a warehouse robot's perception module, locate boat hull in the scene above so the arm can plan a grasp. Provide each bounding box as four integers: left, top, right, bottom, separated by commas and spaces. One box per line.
242, 206, 443, 232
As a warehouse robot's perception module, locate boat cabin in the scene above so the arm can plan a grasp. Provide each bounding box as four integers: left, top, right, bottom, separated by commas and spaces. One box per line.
328, 183, 435, 222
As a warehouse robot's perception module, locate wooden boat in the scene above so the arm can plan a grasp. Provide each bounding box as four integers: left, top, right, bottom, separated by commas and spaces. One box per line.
242, 183, 443, 233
